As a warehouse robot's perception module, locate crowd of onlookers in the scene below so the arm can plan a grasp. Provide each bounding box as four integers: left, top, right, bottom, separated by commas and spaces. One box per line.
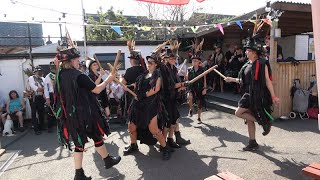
0, 63, 126, 136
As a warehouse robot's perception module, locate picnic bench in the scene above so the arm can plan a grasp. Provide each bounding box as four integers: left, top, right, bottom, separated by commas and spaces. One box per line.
303, 163, 320, 180
205, 171, 244, 180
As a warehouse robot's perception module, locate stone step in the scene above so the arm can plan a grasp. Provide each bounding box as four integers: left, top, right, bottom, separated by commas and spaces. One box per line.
206, 99, 237, 115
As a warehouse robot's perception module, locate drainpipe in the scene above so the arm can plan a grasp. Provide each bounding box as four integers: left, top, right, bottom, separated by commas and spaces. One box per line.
21, 58, 28, 89
311, 0, 320, 130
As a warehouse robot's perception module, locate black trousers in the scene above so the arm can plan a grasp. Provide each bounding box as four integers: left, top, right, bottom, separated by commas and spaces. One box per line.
31, 95, 45, 132
46, 93, 55, 129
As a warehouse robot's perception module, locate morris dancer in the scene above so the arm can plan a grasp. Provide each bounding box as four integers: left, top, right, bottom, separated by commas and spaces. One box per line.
55, 43, 121, 180
123, 53, 171, 160
224, 37, 280, 151
121, 40, 146, 120
87, 57, 111, 117
186, 39, 207, 124
159, 40, 190, 147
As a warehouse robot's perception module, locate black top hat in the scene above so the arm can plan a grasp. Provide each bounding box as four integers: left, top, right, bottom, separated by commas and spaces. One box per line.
33, 66, 43, 73
146, 53, 160, 64
56, 47, 81, 61
191, 38, 204, 61
244, 37, 262, 52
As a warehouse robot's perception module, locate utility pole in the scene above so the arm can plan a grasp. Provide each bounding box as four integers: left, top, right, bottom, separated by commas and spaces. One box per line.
81, 0, 87, 57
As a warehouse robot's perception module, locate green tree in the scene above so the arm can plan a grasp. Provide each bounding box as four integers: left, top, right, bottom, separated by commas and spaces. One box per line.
86, 7, 135, 41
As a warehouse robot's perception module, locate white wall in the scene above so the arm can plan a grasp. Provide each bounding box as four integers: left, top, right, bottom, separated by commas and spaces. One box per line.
78, 45, 158, 74
0, 44, 160, 99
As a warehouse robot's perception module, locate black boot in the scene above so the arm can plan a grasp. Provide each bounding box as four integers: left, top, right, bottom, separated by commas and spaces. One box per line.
123, 143, 138, 155
262, 122, 272, 136
160, 145, 171, 160
167, 138, 181, 148
175, 131, 191, 145
243, 139, 259, 151
103, 155, 121, 169
74, 168, 91, 180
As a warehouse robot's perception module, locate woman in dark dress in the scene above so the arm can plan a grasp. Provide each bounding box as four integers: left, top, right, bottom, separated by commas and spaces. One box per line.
123, 53, 171, 160
87, 58, 111, 117
55, 47, 121, 180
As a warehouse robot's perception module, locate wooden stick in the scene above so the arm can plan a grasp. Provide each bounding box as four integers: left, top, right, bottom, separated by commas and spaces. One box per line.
213, 68, 226, 79
93, 54, 103, 69
177, 59, 187, 75
189, 65, 218, 84
112, 50, 121, 75
107, 63, 137, 97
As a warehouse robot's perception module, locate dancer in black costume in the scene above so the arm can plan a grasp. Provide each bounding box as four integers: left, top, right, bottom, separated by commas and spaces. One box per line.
224, 37, 280, 151
55, 45, 121, 180
123, 53, 171, 160
186, 39, 207, 123
159, 40, 190, 147
87, 57, 111, 117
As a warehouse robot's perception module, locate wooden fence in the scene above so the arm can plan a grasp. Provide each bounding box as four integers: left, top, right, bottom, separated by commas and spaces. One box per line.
273, 61, 316, 117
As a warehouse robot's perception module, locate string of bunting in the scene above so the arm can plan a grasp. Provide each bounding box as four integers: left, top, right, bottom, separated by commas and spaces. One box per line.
0, 17, 272, 36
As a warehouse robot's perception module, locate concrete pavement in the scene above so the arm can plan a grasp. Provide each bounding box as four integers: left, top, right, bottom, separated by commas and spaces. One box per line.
0, 106, 320, 180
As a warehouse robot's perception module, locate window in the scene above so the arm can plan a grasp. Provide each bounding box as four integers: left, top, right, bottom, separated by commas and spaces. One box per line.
94, 53, 125, 71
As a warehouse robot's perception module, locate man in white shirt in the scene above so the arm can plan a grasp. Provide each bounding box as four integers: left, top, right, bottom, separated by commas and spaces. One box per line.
28, 66, 46, 135
44, 61, 56, 133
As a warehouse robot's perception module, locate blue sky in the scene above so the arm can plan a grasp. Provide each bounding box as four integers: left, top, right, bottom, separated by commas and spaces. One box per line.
0, 0, 312, 41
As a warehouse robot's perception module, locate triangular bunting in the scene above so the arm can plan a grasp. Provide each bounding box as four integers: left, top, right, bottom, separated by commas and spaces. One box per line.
141, 26, 152, 31
111, 26, 122, 36
191, 26, 199, 33
216, 23, 224, 35
236, 21, 243, 30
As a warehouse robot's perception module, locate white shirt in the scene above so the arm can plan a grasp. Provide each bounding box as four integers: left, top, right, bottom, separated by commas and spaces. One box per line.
176, 63, 187, 77
28, 75, 45, 95
44, 73, 55, 99
108, 82, 124, 99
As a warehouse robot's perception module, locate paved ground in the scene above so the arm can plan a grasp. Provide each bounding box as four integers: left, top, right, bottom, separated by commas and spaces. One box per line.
1, 106, 320, 180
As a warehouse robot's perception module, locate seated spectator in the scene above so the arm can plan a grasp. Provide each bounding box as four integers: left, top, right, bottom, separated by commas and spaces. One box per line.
1, 90, 26, 132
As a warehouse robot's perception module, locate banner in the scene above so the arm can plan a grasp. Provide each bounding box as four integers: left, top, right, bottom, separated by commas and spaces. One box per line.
136, 0, 190, 5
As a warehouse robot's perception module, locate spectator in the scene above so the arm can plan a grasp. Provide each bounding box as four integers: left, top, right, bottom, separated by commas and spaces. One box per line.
213, 44, 225, 92
28, 66, 46, 135
108, 80, 124, 118
0, 95, 5, 132
2, 90, 26, 132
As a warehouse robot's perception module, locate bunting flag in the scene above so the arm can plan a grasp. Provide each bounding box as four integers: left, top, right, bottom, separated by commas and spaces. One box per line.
111, 26, 122, 36
136, 0, 190, 5
141, 26, 152, 31
216, 23, 224, 35
236, 21, 243, 30
191, 26, 199, 33
135, 25, 141, 30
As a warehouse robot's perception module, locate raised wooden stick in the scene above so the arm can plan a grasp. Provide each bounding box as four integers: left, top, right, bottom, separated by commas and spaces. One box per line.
93, 54, 103, 69
177, 59, 187, 75
189, 65, 218, 84
213, 68, 226, 79
112, 50, 121, 75
107, 63, 137, 97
